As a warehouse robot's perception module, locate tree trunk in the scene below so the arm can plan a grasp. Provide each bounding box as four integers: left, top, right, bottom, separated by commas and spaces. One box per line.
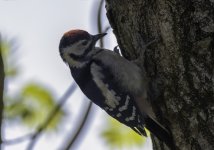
105, 0, 214, 150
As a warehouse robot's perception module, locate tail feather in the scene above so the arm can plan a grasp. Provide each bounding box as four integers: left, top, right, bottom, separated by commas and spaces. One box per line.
131, 127, 147, 137
144, 116, 174, 148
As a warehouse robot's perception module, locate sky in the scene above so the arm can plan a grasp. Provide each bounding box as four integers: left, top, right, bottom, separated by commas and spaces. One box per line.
0, 0, 152, 149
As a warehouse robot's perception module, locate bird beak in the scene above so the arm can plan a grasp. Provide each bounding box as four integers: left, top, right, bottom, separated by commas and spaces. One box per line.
92, 33, 107, 42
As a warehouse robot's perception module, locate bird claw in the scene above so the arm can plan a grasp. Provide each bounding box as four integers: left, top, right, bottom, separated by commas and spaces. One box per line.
113, 45, 121, 55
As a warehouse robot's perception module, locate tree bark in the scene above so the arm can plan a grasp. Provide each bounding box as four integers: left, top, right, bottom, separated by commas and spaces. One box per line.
105, 0, 214, 150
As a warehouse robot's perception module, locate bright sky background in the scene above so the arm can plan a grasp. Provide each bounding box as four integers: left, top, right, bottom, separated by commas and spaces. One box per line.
0, 0, 152, 149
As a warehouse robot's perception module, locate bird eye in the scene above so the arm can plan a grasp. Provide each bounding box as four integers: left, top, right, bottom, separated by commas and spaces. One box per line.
82, 41, 88, 46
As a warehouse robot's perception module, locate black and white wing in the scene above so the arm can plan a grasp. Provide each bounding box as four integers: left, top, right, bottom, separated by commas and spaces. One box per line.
90, 53, 147, 136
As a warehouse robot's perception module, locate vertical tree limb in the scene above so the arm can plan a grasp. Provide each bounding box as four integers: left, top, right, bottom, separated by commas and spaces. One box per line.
0, 34, 5, 149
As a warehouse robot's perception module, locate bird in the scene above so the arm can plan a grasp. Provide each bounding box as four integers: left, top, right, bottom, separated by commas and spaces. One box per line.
59, 29, 173, 147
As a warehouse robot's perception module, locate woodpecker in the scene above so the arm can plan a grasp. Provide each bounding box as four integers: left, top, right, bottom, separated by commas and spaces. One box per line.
59, 29, 172, 147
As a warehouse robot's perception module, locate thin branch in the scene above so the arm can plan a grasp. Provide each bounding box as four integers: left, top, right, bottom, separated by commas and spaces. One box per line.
103, 26, 111, 33
97, 0, 105, 47
0, 34, 5, 149
63, 101, 93, 150
26, 83, 77, 150
3, 133, 33, 145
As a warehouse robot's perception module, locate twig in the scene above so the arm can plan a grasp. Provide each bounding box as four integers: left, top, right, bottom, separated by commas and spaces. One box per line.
97, 0, 105, 47
103, 26, 111, 33
63, 100, 93, 150
26, 83, 76, 150
3, 133, 33, 145
0, 34, 5, 150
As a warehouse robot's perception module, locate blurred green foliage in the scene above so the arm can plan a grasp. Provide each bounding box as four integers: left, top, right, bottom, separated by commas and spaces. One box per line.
101, 117, 149, 150
0, 38, 19, 77
5, 83, 65, 130
1, 37, 65, 131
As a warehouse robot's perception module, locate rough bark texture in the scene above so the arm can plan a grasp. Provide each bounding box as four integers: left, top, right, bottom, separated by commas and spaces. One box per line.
105, 0, 214, 150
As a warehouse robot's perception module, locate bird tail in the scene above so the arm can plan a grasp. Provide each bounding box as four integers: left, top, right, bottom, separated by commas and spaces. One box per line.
144, 116, 174, 148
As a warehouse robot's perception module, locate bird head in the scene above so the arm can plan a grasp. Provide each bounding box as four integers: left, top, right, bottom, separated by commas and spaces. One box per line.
59, 29, 107, 68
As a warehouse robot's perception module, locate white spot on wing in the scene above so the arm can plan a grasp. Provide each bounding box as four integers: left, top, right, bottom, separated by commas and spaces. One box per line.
116, 113, 122, 117
91, 63, 120, 109
125, 106, 136, 122
104, 107, 109, 111
129, 106, 136, 120
138, 115, 140, 122
104, 107, 113, 112
119, 96, 130, 112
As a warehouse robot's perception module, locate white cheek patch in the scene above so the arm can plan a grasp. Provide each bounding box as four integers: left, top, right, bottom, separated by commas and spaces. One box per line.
63, 41, 86, 56
63, 53, 88, 68
91, 63, 120, 109
61, 41, 90, 68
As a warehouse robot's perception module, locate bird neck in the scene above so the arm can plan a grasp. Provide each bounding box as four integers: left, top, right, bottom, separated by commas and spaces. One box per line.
69, 63, 90, 83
